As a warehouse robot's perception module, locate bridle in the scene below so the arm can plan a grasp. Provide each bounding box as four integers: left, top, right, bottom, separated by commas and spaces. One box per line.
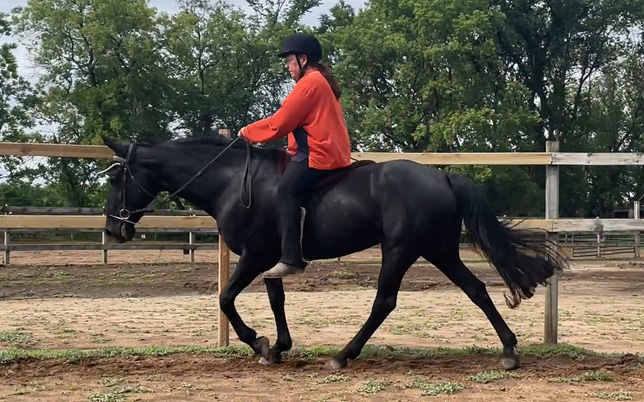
99, 136, 252, 226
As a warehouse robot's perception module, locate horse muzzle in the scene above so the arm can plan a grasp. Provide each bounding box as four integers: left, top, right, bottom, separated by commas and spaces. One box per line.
105, 221, 136, 243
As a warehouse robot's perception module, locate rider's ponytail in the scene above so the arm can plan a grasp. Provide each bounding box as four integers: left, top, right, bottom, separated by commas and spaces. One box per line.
310, 61, 342, 100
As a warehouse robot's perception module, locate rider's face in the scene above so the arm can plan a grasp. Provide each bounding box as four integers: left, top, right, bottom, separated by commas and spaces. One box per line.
285, 54, 307, 81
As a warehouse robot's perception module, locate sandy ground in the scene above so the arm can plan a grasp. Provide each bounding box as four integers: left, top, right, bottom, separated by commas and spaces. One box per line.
0, 250, 643, 401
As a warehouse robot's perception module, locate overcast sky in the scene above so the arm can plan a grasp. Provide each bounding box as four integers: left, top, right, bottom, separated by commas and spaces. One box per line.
1, 0, 366, 79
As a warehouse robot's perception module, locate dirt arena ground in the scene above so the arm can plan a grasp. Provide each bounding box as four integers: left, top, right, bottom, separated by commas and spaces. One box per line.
1, 248, 643, 401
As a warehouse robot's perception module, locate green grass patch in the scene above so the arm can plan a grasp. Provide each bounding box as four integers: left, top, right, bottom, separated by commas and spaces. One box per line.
88, 392, 125, 402
357, 379, 389, 394
468, 370, 512, 383
405, 377, 465, 396
88, 384, 153, 402
0, 342, 629, 366
552, 370, 614, 383
594, 391, 634, 401
330, 270, 358, 279
0, 330, 37, 347
0, 345, 254, 364
519, 344, 605, 360
320, 374, 349, 384
304, 342, 609, 360
98, 378, 123, 387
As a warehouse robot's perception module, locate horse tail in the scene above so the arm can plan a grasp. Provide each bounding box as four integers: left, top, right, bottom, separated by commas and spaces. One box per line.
447, 173, 568, 309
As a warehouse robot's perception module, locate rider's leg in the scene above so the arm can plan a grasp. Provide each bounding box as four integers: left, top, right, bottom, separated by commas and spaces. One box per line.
264, 158, 331, 278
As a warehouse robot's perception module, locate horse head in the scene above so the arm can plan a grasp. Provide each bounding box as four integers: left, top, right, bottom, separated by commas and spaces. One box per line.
101, 136, 160, 242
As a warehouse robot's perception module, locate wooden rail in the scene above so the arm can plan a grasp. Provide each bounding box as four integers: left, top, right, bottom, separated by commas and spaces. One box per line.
3, 141, 644, 165
2, 214, 643, 232
0, 242, 218, 251
0, 215, 215, 229
0, 214, 217, 265
1, 205, 210, 216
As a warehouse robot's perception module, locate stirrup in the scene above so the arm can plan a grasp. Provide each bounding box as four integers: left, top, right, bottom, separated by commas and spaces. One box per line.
263, 262, 305, 278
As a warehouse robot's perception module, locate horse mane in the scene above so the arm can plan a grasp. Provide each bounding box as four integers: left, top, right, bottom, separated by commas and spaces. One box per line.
139, 134, 288, 160
176, 135, 250, 150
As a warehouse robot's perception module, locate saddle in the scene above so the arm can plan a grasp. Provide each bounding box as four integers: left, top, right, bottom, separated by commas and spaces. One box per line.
276, 150, 376, 189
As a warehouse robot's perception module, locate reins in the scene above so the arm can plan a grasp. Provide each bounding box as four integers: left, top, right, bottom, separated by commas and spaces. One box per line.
100, 136, 252, 226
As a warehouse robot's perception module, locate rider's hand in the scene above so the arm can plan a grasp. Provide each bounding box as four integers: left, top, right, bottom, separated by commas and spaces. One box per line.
238, 126, 252, 143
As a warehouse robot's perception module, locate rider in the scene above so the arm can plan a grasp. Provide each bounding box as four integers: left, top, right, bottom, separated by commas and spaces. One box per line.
238, 32, 352, 278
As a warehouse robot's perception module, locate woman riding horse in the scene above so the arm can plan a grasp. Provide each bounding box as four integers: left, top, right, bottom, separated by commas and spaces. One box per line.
238, 33, 352, 278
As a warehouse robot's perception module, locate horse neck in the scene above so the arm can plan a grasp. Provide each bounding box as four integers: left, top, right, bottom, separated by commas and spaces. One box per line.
147, 144, 249, 218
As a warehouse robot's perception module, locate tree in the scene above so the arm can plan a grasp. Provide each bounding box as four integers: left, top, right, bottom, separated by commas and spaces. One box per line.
318, 0, 546, 215
0, 12, 42, 184
12, 0, 174, 205
494, 0, 644, 147
559, 34, 644, 217
162, 0, 277, 135
320, 0, 644, 216
7, 0, 322, 206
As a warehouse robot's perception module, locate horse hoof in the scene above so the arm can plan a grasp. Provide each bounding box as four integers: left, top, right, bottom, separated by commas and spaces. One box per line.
258, 357, 273, 366
253, 336, 270, 359
268, 349, 283, 365
324, 359, 345, 370
500, 355, 520, 370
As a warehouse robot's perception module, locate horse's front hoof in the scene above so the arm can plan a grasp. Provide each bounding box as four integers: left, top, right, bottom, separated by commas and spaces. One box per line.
324, 358, 346, 370
258, 357, 273, 366
252, 336, 271, 359
268, 347, 283, 365
500, 355, 520, 370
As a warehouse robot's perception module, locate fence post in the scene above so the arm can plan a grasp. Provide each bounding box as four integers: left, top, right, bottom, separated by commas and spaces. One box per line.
217, 127, 232, 346
101, 230, 108, 264
3, 230, 9, 266
544, 140, 559, 344
189, 232, 196, 263
218, 232, 230, 346
3, 210, 9, 265
634, 201, 640, 258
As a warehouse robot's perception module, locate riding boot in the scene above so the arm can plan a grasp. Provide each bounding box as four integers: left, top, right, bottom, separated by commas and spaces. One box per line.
263, 206, 308, 278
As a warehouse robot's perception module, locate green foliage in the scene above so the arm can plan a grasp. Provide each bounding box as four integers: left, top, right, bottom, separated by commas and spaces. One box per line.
318, 0, 644, 216
324, 0, 538, 153
2, 0, 313, 207
160, 0, 303, 134
0, 12, 42, 182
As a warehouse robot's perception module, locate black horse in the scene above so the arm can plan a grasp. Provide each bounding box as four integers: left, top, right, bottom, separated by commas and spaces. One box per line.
101, 134, 567, 370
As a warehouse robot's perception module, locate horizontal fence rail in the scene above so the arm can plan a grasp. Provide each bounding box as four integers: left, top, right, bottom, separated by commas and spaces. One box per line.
1, 207, 219, 265
2, 214, 643, 232
0, 242, 219, 252
3, 141, 644, 165
0, 215, 215, 230
1, 205, 210, 216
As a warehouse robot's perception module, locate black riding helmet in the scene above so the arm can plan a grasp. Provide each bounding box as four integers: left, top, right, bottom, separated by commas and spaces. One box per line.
278, 33, 323, 61
278, 33, 322, 78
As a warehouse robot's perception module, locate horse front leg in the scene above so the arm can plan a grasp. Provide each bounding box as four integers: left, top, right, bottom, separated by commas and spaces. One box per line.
261, 278, 292, 365
218, 251, 276, 359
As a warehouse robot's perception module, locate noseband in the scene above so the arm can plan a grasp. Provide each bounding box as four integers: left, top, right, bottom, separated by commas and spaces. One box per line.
99, 137, 252, 226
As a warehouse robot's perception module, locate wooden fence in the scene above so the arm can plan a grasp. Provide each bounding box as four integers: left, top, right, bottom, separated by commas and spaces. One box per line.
2, 139, 644, 347
565, 232, 640, 258
1, 206, 218, 265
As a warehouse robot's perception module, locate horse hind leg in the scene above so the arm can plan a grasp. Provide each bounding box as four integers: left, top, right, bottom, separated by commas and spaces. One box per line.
427, 251, 520, 370
325, 243, 419, 370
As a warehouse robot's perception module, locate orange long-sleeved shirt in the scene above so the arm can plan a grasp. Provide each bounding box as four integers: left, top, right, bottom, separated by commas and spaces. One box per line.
241, 68, 351, 170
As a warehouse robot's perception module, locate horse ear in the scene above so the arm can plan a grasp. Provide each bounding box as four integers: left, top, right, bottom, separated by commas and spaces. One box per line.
101, 136, 128, 157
